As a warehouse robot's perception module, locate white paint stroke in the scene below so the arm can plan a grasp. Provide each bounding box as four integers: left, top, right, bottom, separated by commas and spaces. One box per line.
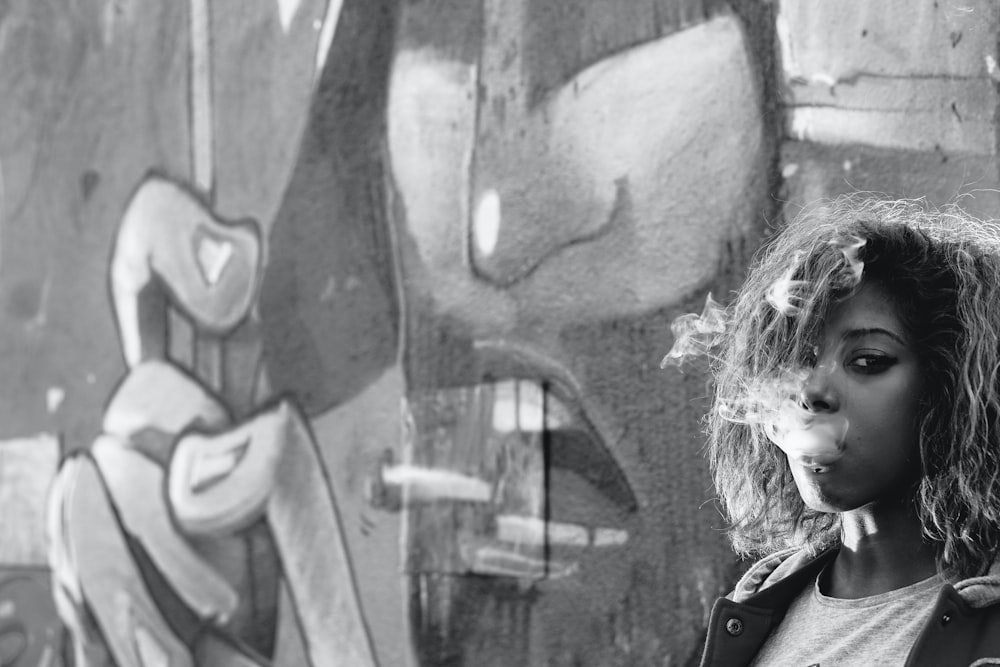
789, 105, 994, 155
315, 0, 345, 78
276, 0, 302, 33
382, 464, 492, 503
593, 527, 629, 547
496, 514, 589, 547
189, 0, 214, 192
467, 544, 578, 579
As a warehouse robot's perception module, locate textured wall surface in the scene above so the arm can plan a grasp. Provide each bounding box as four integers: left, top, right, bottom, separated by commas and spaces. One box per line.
0, 1, 996, 666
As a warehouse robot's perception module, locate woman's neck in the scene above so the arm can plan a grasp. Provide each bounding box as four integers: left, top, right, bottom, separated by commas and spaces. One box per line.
825, 500, 939, 599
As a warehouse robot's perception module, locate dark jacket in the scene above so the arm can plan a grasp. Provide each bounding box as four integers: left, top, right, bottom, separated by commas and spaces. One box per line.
700, 547, 1000, 666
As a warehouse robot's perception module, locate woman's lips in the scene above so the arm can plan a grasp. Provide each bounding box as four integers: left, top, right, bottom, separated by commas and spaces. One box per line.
765, 409, 848, 469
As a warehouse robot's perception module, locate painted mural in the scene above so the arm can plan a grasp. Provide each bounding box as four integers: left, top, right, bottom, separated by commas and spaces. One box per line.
1, 1, 997, 665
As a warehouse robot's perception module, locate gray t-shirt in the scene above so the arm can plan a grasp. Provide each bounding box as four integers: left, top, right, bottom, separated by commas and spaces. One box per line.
750, 569, 943, 666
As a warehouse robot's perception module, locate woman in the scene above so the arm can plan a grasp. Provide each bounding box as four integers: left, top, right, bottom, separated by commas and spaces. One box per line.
673, 197, 1000, 665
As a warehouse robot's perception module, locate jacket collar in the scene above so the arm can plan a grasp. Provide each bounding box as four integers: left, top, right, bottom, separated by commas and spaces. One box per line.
733, 546, 1000, 609
954, 558, 1000, 609
730, 547, 831, 603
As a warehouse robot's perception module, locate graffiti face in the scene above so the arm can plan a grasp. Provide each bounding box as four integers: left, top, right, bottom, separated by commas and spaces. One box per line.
379, 2, 771, 664
5, 0, 772, 665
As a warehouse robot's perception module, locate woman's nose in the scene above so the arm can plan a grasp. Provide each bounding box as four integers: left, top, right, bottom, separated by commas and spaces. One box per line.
799, 367, 839, 413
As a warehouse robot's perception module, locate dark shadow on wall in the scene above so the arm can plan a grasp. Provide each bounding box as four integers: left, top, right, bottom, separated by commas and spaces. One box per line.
259, 0, 400, 417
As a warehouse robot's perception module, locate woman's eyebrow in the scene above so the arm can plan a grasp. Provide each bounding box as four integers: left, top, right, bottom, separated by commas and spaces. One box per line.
843, 327, 907, 346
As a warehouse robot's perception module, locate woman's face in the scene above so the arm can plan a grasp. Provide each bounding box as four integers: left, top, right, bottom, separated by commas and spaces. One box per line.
788, 280, 925, 513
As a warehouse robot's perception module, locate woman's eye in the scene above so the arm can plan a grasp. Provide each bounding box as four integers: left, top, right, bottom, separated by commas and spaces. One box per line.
849, 354, 896, 374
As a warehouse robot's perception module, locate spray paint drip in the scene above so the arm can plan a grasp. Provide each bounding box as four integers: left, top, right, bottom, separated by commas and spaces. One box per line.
661, 293, 727, 368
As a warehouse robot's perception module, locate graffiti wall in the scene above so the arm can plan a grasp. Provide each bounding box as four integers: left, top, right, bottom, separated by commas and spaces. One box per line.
0, 1, 996, 665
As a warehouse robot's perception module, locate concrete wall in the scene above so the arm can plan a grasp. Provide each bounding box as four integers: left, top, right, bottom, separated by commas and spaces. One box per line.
0, 1, 995, 665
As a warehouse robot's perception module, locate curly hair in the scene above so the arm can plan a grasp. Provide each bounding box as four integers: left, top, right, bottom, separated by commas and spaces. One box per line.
706, 195, 1000, 578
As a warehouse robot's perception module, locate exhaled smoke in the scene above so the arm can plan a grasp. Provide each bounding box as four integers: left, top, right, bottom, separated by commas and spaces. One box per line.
722, 367, 849, 470
662, 233, 865, 467
831, 234, 866, 286
764, 252, 808, 316
660, 293, 727, 369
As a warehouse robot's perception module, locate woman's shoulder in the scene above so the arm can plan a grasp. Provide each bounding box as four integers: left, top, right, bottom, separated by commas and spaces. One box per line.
729, 546, 834, 603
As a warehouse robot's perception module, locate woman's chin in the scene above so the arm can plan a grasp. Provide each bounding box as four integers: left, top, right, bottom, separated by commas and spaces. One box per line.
790, 461, 854, 513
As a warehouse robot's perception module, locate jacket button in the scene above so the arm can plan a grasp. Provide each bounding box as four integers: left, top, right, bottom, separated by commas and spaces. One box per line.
725, 617, 744, 636
941, 612, 952, 625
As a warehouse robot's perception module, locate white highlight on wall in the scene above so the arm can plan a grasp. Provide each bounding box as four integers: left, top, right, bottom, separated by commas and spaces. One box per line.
987, 55, 1000, 82
46, 387, 65, 414
473, 189, 501, 258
